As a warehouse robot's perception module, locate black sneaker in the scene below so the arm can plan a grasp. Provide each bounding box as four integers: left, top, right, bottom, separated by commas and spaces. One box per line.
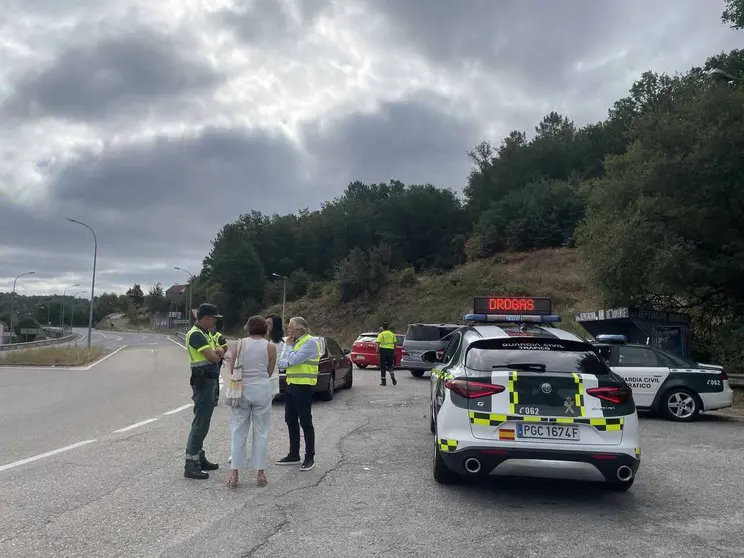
276, 455, 302, 465
391, 374, 397, 386
300, 458, 315, 471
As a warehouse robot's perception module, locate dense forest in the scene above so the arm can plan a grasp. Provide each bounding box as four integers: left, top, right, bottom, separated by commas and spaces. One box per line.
3, 2, 743, 367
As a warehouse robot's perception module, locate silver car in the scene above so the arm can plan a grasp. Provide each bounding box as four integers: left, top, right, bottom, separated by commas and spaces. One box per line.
401, 323, 460, 377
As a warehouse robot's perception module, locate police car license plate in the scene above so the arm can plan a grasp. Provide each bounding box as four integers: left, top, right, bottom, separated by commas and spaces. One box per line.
517, 424, 580, 441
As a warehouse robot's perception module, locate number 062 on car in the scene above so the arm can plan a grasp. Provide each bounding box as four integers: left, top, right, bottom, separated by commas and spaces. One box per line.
517, 424, 580, 441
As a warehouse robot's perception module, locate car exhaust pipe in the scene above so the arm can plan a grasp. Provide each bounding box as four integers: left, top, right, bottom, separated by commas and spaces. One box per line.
616, 465, 633, 482
464, 458, 481, 474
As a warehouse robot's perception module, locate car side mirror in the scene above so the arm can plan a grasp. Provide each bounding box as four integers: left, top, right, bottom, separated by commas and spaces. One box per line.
421, 350, 439, 363
343, 348, 351, 355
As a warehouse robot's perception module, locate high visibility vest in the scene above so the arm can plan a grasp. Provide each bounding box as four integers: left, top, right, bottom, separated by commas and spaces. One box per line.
186, 325, 216, 369
286, 334, 321, 386
377, 329, 396, 350
210, 331, 228, 350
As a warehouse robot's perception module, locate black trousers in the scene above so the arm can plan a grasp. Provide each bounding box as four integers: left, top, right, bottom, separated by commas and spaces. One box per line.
186, 374, 218, 458
284, 383, 315, 460
379, 348, 395, 378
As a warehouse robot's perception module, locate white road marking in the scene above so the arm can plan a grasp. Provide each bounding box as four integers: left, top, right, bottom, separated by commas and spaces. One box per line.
0, 440, 97, 473
113, 418, 159, 433
80, 345, 129, 370
168, 337, 186, 349
163, 404, 193, 415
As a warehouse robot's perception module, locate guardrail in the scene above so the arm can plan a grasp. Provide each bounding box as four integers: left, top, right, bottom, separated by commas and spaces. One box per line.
0, 332, 77, 352
729, 374, 743, 388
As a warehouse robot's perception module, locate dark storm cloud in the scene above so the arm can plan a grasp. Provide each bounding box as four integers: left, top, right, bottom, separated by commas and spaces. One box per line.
2, 28, 223, 123
304, 97, 480, 191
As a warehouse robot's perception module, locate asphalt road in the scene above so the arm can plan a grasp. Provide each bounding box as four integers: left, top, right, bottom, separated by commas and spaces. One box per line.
0, 346, 742, 557
74, 327, 175, 350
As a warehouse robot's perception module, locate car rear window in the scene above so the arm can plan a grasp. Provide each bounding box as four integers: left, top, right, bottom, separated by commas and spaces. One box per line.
396, 335, 405, 344
356, 334, 377, 342
405, 325, 443, 341
465, 338, 611, 375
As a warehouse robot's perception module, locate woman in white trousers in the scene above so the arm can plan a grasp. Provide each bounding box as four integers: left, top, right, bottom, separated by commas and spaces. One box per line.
227, 316, 276, 488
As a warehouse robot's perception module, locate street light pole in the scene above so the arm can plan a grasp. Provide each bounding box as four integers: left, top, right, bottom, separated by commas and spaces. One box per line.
10, 271, 35, 342
60, 283, 80, 330
66, 218, 97, 349
272, 273, 287, 324
174, 267, 195, 325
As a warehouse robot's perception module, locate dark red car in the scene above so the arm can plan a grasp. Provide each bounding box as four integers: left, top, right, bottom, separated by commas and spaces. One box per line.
350, 331, 405, 369
276, 336, 353, 401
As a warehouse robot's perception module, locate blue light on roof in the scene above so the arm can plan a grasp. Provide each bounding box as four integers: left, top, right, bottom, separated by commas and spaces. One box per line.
595, 334, 628, 343
463, 314, 561, 323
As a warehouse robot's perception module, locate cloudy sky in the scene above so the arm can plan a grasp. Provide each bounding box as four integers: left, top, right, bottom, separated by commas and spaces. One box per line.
0, 0, 740, 297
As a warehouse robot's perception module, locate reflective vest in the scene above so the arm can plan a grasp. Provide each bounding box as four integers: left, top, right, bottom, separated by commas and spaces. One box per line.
186, 325, 216, 369
286, 334, 321, 386
210, 331, 228, 350
377, 329, 396, 350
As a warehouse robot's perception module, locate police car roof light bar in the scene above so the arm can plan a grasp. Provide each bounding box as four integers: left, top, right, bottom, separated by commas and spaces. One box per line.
463, 313, 561, 324
595, 334, 628, 344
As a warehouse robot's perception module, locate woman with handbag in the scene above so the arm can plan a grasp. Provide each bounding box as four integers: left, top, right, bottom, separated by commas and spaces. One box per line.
226, 315, 277, 488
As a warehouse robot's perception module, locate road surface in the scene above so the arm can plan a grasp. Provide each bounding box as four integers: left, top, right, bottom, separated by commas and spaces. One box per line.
0, 344, 742, 557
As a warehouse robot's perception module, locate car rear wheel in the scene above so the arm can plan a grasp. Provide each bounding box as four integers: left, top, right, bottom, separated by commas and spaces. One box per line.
410, 370, 425, 378
662, 387, 701, 422
433, 433, 459, 485
321, 373, 335, 401
344, 367, 353, 389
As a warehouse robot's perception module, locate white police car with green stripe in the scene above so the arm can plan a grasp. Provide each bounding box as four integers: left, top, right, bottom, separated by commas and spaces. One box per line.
592, 334, 733, 422
429, 296, 640, 491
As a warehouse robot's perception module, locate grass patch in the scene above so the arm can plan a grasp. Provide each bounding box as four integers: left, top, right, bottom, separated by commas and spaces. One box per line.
3, 346, 107, 366
259, 248, 602, 347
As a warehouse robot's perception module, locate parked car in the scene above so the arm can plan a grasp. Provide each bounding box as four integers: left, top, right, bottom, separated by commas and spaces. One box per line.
350, 331, 405, 368
401, 323, 460, 377
276, 336, 353, 401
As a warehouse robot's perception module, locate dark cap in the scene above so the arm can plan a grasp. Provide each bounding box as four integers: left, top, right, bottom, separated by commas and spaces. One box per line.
197, 303, 222, 319
382, 322, 390, 329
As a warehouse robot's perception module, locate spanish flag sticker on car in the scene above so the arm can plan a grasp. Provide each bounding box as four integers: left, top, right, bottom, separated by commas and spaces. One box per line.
499, 428, 515, 441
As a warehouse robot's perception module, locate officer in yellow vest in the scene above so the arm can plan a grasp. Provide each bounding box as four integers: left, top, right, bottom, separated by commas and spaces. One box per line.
376, 322, 397, 386
209, 326, 228, 406
184, 303, 225, 480
275, 316, 321, 472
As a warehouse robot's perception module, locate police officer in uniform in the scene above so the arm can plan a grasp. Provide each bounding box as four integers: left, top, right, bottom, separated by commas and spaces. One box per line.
210, 326, 228, 406
376, 322, 397, 386
184, 303, 224, 480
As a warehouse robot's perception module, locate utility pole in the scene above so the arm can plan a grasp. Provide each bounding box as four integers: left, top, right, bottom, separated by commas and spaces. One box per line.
174, 267, 195, 326
272, 273, 287, 324
60, 283, 80, 330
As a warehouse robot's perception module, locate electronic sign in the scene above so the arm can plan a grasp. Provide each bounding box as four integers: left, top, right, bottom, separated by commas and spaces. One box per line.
472, 296, 552, 316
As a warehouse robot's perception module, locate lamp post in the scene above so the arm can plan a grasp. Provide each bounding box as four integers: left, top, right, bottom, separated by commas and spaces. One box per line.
272, 273, 287, 324
60, 283, 80, 330
10, 271, 35, 342
66, 218, 97, 349
174, 267, 195, 324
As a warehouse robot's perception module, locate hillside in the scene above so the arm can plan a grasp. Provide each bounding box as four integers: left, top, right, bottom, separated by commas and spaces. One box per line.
260, 248, 600, 346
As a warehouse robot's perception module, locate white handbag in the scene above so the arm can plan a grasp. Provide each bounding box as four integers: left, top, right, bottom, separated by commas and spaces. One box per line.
269, 340, 283, 397
225, 338, 243, 407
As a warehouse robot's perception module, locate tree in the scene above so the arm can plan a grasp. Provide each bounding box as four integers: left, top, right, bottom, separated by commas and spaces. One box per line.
126, 284, 144, 307
722, 0, 744, 29
145, 282, 169, 313
577, 71, 744, 322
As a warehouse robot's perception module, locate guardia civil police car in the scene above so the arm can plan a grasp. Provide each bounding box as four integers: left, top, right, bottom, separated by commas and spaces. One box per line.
592, 335, 733, 422
428, 296, 641, 490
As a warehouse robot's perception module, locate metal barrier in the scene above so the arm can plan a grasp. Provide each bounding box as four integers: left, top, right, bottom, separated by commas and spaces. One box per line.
0, 332, 77, 352
729, 374, 743, 388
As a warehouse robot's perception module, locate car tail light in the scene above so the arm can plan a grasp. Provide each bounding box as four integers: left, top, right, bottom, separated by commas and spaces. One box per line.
721, 371, 728, 381
445, 379, 505, 399
586, 386, 632, 405
401, 349, 409, 356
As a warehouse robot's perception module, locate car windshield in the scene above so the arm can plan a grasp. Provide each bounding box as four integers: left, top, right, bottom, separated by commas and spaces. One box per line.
405, 325, 443, 341
465, 338, 611, 375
